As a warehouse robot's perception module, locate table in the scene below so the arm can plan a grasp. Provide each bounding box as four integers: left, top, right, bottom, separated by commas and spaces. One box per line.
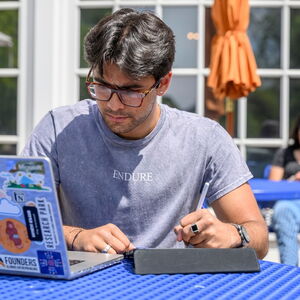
1, 259, 300, 300
249, 178, 300, 201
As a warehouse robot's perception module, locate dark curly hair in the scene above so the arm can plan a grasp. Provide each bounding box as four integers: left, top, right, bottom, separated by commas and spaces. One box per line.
291, 115, 300, 149
84, 8, 175, 81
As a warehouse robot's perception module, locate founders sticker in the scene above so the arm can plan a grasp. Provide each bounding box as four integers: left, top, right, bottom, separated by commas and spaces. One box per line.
0, 254, 39, 273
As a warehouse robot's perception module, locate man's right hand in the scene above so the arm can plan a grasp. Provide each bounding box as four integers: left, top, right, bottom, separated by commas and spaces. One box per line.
64, 224, 135, 254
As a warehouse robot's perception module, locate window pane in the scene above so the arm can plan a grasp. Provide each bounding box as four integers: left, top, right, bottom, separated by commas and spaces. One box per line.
162, 76, 196, 113
247, 147, 277, 178
119, 6, 155, 12
79, 76, 90, 101
247, 78, 280, 138
80, 8, 112, 68
248, 8, 281, 68
290, 9, 300, 68
163, 6, 198, 68
0, 144, 16, 155
0, 77, 17, 135
289, 79, 300, 132
0, 10, 18, 68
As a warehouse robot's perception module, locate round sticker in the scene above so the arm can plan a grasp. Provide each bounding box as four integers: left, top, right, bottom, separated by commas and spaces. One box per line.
0, 218, 31, 253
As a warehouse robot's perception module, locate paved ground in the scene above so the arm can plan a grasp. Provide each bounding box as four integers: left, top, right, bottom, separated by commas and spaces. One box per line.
264, 233, 300, 265
264, 233, 280, 263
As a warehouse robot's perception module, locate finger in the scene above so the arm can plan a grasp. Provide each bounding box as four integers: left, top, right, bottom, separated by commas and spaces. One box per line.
87, 230, 118, 254
181, 222, 204, 242
83, 240, 117, 254
127, 243, 135, 251
94, 240, 117, 254
174, 225, 183, 241
106, 245, 118, 254
106, 234, 132, 253
182, 222, 200, 239
95, 224, 132, 253
102, 243, 117, 255
189, 231, 207, 246
180, 210, 203, 227
190, 239, 211, 248
109, 225, 133, 252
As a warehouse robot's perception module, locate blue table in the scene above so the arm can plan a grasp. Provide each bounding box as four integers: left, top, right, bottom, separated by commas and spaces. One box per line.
1, 259, 300, 300
249, 178, 300, 201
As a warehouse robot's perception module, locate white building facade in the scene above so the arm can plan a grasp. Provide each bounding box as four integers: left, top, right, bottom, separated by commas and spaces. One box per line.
1, 0, 300, 177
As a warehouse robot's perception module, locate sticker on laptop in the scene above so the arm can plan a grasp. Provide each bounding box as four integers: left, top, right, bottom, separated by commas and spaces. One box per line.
23, 205, 43, 241
12, 191, 26, 203
37, 250, 64, 275
0, 190, 22, 216
0, 254, 39, 273
0, 218, 31, 254
0, 160, 50, 191
36, 197, 59, 249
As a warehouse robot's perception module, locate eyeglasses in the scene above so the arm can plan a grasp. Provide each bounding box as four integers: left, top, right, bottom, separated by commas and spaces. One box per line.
86, 68, 161, 108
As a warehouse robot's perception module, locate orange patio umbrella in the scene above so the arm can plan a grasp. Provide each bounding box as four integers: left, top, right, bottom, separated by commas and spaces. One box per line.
207, 0, 261, 136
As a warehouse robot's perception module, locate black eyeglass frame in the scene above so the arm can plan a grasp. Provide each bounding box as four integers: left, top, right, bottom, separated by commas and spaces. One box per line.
85, 67, 161, 108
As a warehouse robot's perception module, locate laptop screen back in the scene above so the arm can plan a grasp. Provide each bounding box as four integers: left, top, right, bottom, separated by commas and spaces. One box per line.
0, 156, 71, 278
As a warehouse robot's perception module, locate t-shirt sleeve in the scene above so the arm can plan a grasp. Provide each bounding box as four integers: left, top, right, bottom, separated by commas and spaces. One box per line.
204, 123, 253, 204
271, 148, 285, 167
20, 111, 60, 187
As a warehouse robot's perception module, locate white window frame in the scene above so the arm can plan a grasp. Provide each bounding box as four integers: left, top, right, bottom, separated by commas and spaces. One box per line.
0, 0, 28, 153
14, 0, 300, 163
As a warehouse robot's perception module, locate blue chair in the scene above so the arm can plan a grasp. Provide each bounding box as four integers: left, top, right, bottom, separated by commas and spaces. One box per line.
263, 164, 272, 179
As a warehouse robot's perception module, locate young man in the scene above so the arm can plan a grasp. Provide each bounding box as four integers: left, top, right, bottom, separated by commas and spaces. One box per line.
22, 8, 268, 258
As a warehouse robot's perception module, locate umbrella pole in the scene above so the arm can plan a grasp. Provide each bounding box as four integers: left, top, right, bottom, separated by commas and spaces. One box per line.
225, 97, 234, 137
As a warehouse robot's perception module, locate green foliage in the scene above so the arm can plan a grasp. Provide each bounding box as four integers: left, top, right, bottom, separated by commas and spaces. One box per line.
0, 10, 18, 68
247, 79, 280, 138
0, 10, 18, 154
290, 79, 300, 132
290, 9, 300, 68
80, 8, 112, 68
80, 77, 90, 101
162, 96, 177, 109
0, 77, 17, 135
249, 8, 281, 69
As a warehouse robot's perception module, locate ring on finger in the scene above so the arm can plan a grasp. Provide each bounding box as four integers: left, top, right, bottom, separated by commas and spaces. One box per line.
101, 244, 112, 253
190, 223, 200, 234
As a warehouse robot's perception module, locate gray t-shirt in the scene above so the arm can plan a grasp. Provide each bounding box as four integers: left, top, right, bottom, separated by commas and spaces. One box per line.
21, 100, 252, 248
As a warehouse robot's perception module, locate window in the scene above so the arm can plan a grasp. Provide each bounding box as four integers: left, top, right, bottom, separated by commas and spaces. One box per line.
0, 0, 32, 155
0, 3, 19, 154
3, 0, 299, 179
76, 1, 300, 178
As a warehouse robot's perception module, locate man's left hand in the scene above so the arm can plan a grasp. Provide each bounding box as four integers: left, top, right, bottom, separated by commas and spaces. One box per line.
174, 209, 240, 248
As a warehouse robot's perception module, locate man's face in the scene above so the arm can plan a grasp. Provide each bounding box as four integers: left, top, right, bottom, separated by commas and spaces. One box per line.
94, 63, 163, 139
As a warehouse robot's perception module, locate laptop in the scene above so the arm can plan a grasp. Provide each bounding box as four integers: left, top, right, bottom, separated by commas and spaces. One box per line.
0, 155, 123, 279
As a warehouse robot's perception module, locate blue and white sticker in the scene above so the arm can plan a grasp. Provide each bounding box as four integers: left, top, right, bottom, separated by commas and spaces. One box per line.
36, 197, 59, 249
0, 160, 51, 191
0, 189, 21, 216
37, 251, 64, 275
